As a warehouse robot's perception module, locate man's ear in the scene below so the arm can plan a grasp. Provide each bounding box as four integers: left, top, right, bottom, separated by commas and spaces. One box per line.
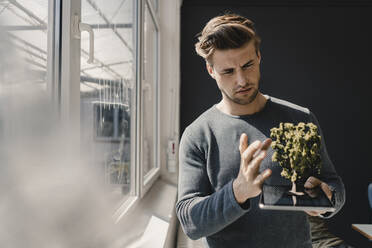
206, 62, 215, 79
257, 50, 262, 64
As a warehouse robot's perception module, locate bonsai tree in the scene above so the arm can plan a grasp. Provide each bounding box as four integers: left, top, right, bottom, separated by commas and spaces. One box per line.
270, 122, 322, 194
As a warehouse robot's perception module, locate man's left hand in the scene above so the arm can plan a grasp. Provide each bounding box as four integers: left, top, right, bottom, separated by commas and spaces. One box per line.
304, 176, 333, 216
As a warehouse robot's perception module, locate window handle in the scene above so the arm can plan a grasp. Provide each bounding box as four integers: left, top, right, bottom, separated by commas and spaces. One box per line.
73, 15, 94, 64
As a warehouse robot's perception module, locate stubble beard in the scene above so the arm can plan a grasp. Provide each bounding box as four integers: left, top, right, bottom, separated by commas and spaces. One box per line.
221, 87, 259, 105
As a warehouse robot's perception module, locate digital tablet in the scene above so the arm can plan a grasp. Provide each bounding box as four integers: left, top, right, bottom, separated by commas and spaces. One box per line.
259, 184, 336, 212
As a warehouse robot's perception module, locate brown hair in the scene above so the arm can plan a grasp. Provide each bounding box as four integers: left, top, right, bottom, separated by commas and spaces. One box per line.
195, 13, 261, 64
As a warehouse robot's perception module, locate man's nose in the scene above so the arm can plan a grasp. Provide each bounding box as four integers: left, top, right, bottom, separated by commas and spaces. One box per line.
236, 70, 247, 86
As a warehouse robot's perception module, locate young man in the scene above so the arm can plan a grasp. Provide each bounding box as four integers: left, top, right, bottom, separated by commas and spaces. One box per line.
176, 14, 345, 248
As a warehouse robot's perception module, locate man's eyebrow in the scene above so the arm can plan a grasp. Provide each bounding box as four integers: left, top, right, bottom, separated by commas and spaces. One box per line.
220, 68, 234, 73
242, 59, 254, 67
220, 59, 254, 73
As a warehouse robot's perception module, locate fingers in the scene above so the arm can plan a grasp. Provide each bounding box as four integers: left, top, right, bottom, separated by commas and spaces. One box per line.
241, 138, 271, 174
305, 210, 327, 216
254, 169, 272, 186
305, 210, 323, 216
304, 176, 322, 189
305, 177, 333, 201
320, 182, 333, 201
252, 138, 272, 158
249, 139, 272, 173
239, 133, 248, 155
304, 188, 318, 198
305, 211, 318, 216
241, 140, 261, 164
249, 148, 267, 173
239, 137, 272, 186
260, 138, 272, 151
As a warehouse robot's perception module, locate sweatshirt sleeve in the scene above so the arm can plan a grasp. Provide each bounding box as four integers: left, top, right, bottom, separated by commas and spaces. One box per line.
175, 128, 250, 240
308, 111, 346, 218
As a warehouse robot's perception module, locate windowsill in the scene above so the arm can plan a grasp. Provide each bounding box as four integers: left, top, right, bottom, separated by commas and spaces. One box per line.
112, 195, 139, 223
114, 177, 178, 247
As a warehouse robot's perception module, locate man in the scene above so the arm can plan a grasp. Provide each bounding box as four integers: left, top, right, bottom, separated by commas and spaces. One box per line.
176, 13, 345, 248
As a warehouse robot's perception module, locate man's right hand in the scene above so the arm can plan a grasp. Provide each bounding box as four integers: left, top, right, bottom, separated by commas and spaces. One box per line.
233, 133, 272, 204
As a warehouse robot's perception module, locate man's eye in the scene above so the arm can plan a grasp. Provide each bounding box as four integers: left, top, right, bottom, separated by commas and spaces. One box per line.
243, 63, 253, 69
223, 70, 233, 75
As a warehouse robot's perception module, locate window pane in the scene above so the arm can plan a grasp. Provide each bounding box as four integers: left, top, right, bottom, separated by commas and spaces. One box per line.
0, 0, 48, 89
142, 2, 158, 179
0, 1, 49, 141
81, 0, 135, 203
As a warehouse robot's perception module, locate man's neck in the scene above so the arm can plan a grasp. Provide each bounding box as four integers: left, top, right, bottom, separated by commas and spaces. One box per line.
216, 93, 268, 116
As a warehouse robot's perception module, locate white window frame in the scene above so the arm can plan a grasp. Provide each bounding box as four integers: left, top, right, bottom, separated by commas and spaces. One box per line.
58, 0, 161, 220
60, 0, 81, 146
140, 0, 161, 198
47, 0, 62, 109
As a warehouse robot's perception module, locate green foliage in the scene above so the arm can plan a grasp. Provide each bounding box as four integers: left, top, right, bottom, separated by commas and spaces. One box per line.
270, 122, 322, 183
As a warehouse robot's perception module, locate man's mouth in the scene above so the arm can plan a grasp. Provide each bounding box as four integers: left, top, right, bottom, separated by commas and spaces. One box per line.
236, 88, 252, 94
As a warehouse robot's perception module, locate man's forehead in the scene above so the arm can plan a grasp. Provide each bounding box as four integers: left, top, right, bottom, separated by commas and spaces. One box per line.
210, 42, 257, 69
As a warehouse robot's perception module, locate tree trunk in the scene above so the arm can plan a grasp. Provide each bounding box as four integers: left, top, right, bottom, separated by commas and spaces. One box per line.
289, 181, 304, 196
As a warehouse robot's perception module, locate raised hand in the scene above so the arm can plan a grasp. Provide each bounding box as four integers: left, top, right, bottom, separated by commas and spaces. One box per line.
233, 133, 272, 204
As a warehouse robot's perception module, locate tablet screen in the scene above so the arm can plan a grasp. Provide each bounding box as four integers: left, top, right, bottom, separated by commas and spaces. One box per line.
259, 184, 335, 212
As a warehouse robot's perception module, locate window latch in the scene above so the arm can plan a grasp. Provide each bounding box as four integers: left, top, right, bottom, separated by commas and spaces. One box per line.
72, 15, 94, 64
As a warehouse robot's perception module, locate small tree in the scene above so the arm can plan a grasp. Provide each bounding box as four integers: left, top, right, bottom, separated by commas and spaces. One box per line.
270, 122, 322, 194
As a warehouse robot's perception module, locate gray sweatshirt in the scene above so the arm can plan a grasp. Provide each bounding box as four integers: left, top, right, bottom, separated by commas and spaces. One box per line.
176, 95, 345, 248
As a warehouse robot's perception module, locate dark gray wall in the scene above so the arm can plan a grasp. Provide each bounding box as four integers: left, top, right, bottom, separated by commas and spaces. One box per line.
180, 0, 372, 247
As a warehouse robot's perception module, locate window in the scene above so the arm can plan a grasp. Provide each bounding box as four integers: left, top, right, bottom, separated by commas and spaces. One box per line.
0, 0, 161, 220
80, 0, 135, 204
142, 1, 159, 185
75, 0, 161, 206
0, 0, 52, 138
